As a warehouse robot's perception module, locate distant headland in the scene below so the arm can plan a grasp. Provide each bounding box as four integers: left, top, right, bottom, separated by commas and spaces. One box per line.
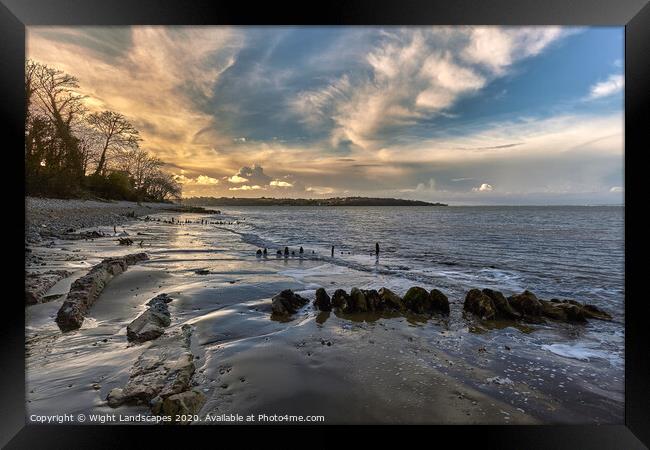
181, 196, 448, 207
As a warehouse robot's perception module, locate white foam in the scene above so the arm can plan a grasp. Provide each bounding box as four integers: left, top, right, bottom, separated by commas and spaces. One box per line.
541, 343, 619, 365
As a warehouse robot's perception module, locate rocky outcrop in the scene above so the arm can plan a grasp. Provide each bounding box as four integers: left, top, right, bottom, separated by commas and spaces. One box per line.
55, 252, 149, 331
551, 299, 612, 321
107, 325, 199, 418
277, 286, 613, 329
463, 288, 612, 325
314, 288, 332, 311
25, 270, 72, 305
127, 293, 173, 342
378, 287, 405, 311
271, 289, 308, 317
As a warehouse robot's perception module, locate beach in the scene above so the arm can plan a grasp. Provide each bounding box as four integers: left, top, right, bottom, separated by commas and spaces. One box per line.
24, 199, 624, 425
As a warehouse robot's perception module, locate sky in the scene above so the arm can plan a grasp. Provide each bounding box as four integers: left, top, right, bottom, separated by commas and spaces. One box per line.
27, 26, 624, 205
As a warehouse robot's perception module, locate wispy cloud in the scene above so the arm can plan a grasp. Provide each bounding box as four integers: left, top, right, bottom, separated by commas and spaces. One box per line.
588, 74, 624, 99
291, 27, 571, 151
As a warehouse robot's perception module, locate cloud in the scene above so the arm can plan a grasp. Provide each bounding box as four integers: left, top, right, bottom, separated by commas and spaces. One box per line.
173, 173, 219, 184
270, 180, 293, 187
588, 74, 624, 99
416, 178, 437, 192
195, 175, 219, 185
227, 164, 272, 186
473, 183, 494, 192
462, 27, 568, 75
306, 186, 335, 195
227, 175, 249, 183
229, 184, 263, 191
291, 27, 570, 151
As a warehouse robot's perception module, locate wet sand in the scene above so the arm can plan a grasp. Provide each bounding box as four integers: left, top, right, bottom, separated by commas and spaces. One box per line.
25, 209, 623, 425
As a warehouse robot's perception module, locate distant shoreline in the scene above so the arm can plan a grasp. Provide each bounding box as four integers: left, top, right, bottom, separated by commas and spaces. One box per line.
181, 196, 447, 207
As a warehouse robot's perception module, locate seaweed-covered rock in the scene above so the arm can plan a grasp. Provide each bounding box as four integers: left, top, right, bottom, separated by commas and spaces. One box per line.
429, 289, 450, 314
581, 303, 612, 321
539, 299, 569, 321
314, 288, 332, 312
555, 303, 587, 323
403, 287, 431, 314
378, 287, 405, 311
508, 290, 543, 317
362, 289, 382, 311
464, 289, 496, 320
482, 288, 520, 319
331, 289, 350, 310
271, 289, 308, 316
541, 297, 614, 323
348, 288, 368, 312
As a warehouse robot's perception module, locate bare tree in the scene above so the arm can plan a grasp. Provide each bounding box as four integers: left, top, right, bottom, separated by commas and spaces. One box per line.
26, 61, 87, 193
147, 172, 182, 201
73, 123, 103, 175
116, 147, 163, 194
87, 110, 141, 176
31, 63, 86, 138
25, 59, 39, 134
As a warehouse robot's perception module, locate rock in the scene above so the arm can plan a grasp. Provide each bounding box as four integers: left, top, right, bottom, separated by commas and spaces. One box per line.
581, 303, 612, 321
314, 288, 332, 311
464, 289, 496, 320
107, 388, 125, 407
56, 253, 149, 331
194, 269, 209, 275
361, 289, 382, 311
160, 390, 206, 421
403, 287, 431, 314
555, 303, 587, 323
25, 269, 72, 305
482, 288, 520, 319
508, 290, 543, 318
127, 294, 173, 343
429, 289, 450, 314
348, 288, 368, 312
331, 289, 350, 310
271, 289, 308, 316
378, 287, 405, 311
147, 293, 173, 306
107, 325, 195, 408
539, 299, 568, 321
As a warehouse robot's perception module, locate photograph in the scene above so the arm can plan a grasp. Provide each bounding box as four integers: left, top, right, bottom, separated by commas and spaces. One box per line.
20, 24, 629, 427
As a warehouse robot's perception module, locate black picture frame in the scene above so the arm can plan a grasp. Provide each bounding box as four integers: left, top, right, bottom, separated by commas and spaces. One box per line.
2, 0, 648, 447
